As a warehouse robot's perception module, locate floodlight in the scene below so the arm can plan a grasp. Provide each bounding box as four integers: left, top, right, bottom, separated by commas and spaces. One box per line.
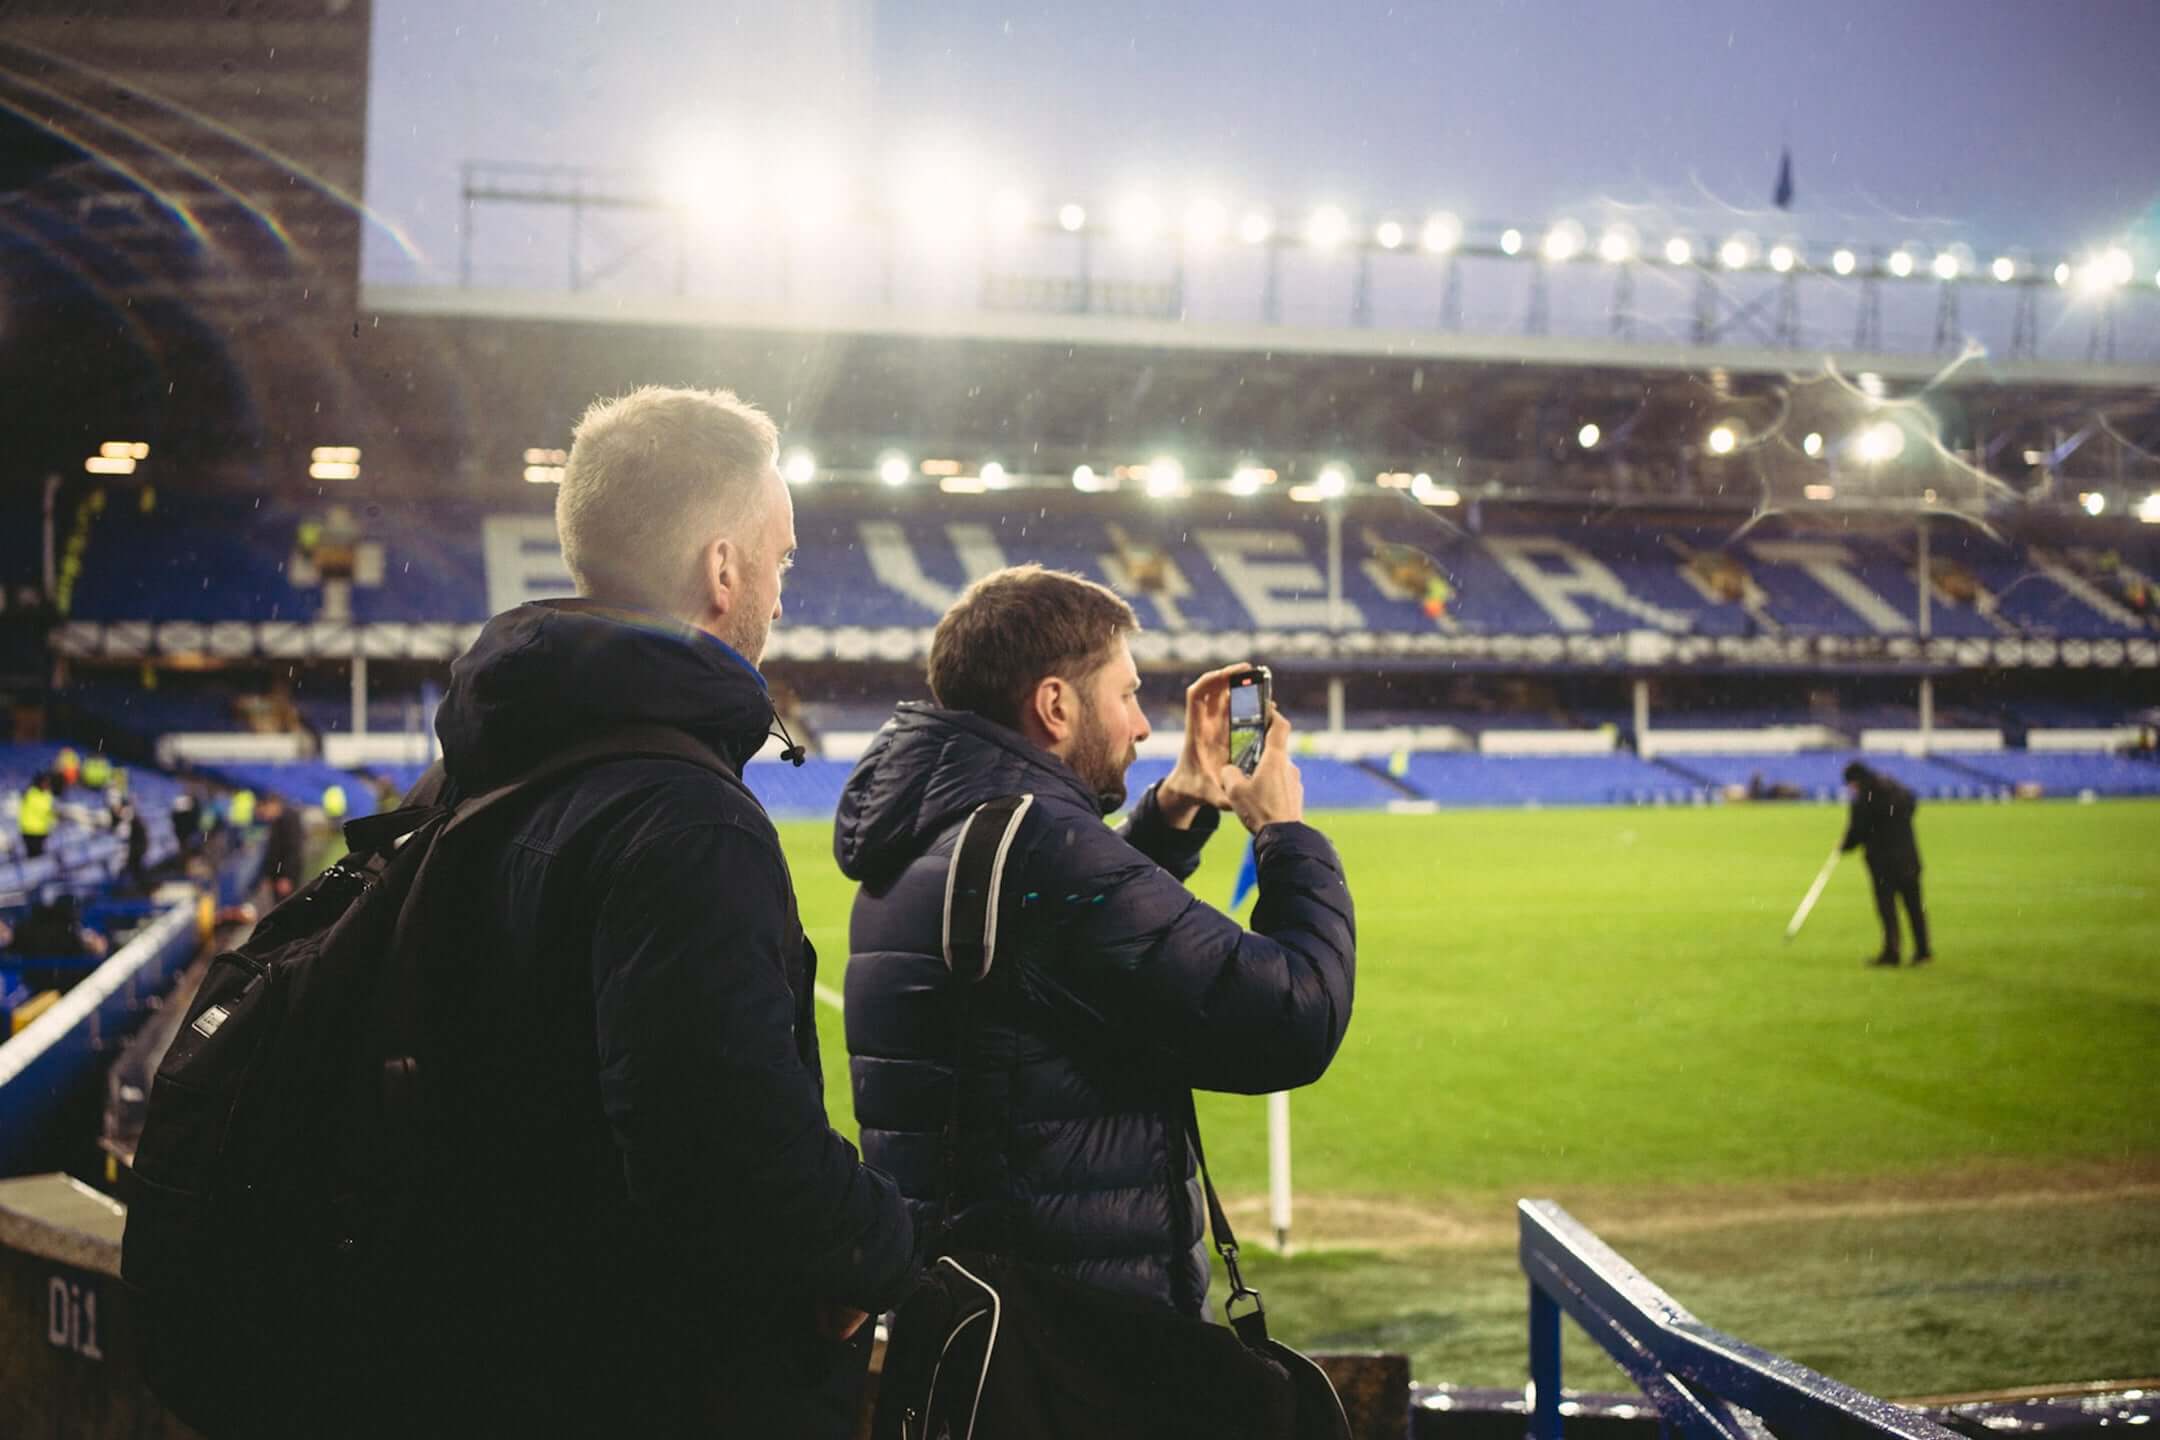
1663, 236, 1692, 266
1421, 212, 1462, 253
1769, 244, 1796, 273
1114, 195, 1162, 244
782, 448, 816, 485
1707, 425, 1737, 455
1375, 220, 1405, 250
1719, 236, 1752, 270
2080, 491, 2106, 516
979, 461, 1008, 487
1598, 226, 1635, 263
1577, 423, 1600, 449
1184, 198, 1228, 247
2054, 262, 2071, 286
1887, 250, 1913, 278
1500, 228, 1523, 256
1832, 249, 1857, 275
1239, 211, 1274, 245
1072, 464, 1102, 491
1314, 464, 1349, 498
1542, 219, 1584, 263
1802, 432, 1824, 458
1855, 421, 1906, 464
2134, 493, 2160, 524
1991, 256, 2016, 283
1932, 252, 1960, 281
1307, 205, 1349, 249
1228, 466, 1265, 497
1145, 456, 1186, 498
879, 454, 912, 487
1058, 203, 1086, 232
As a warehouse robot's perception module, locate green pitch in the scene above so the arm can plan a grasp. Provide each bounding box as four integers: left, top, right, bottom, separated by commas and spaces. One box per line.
782, 800, 2160, 1396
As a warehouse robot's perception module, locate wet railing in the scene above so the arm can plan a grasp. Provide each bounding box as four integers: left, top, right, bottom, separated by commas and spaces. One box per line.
1519, 1198, 1963, 1440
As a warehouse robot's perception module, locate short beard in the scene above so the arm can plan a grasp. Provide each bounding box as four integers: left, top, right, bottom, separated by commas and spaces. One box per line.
1070, 699, 1132, 814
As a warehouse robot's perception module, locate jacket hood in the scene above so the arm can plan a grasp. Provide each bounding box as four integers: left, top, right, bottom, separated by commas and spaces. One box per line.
833, 704, 1104, 885
436, 600, 776, 791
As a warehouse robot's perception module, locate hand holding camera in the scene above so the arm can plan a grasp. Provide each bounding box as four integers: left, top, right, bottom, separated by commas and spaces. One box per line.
1218, 705, 1303, 834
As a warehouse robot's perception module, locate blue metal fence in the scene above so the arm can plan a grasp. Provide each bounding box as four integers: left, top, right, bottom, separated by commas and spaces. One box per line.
1519, 1199, 1962, 1440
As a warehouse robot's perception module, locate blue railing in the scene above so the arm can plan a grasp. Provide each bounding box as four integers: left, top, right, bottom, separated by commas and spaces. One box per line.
1520, 1199, 1961, 1440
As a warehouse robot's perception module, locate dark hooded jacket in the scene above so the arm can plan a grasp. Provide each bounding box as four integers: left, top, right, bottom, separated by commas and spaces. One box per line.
417, 600, 912, 1437
1841, 763, 1921, 874
837, 705, 1355, 1315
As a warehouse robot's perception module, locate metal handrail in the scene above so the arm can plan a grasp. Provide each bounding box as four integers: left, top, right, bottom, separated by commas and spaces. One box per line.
1519, 1198, 1963, 1440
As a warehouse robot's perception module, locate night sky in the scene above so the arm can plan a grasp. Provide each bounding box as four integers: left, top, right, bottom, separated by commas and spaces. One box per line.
363, 0, 2160, 286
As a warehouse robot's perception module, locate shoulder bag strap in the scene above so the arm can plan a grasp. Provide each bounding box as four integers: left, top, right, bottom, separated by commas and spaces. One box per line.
1181, 1089, 1270, 1344
928, 794, 1035, 1251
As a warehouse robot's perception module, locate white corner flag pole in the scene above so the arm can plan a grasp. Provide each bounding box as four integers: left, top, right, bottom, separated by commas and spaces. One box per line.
1267, 1090, 1292, 1252
1784, 846, 1843, 941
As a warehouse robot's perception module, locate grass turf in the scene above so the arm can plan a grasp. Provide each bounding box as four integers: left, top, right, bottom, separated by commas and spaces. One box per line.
782, 799, 2160, 1393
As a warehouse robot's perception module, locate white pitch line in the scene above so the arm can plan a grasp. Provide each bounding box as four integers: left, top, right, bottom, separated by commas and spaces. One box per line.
812, 982, 845, 1012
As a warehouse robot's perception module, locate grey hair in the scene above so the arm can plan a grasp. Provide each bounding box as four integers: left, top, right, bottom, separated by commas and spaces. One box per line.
555, 385, 779, 618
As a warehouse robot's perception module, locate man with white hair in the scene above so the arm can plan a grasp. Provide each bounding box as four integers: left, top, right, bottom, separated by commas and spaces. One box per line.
409, 387, 912, 1435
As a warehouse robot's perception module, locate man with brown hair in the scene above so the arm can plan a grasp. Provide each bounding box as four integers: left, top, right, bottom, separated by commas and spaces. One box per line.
837, 564, 1356, 1315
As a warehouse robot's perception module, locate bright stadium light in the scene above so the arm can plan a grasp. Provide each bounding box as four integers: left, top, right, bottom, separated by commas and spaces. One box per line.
1411, 473, 1460, 506
1542, 219, 1585, 263
1375, 220, 1405, 250
989, 188, 1030, 237
1421, 212, 1462, 254
1184, 197, 1228, 247
1707, 425, 1737, 456
1144, 456, 1186, 498
1802, 431, 1824, 458
781, 448, 816, 485
1595, 225, 1636, 264
1307, 205, 1349, 250
1832, 248, 1857, 275
1228, 465, 1266, 497
1577, 423, 1601, 449
1992, 256, 2016, 283
1315, 464, 1350, 498
1887, 249, 1914, 278
1932, 252, 1961, 281
879, 454, 912, 487
2080, 247, 2135, 292
1239, 210, 1274, 245
1769, 244, 1796, 273
1114, 194, 1163, 244
85, 456, 137, 475
1855, 421, 1906, 464
1719, 235, 1751, 270
100, 440, 150, 460
1500, 227, 1523, 256
1071, 464, 1105, 492
2080, 491, 2106, 517
1058, 202, 1086, 233
2135, 492, 2160, 524
1664, 236, 1693, 266
979, 461, 1009, 487
2054, 261, 2071, 286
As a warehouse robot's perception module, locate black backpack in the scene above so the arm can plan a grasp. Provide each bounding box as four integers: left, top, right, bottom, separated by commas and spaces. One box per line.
120, 725, 730, 1436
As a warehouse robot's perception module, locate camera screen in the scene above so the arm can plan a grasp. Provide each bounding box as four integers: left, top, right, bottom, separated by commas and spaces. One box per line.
1229, 682, 1264, 771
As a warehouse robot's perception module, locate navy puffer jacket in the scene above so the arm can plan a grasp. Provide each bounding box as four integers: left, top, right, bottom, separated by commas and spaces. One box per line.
837, 704, 1355, 1314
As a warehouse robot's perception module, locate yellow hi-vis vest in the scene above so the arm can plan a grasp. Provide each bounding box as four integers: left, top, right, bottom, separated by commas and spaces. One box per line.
19, 787, 55, 838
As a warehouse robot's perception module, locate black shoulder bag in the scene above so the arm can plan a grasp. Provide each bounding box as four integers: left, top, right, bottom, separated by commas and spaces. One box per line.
872, 795, 1349, 1440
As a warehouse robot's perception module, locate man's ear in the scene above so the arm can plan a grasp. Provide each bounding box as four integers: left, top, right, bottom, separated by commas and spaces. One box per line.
700, 536, 737, 620
1027, 674, 1075, 745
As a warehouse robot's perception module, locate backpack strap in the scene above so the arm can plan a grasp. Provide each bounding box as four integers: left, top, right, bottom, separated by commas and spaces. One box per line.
375, 723, 743, 1120
940, 794, 1035, 984
931, 794, 1034, 1252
